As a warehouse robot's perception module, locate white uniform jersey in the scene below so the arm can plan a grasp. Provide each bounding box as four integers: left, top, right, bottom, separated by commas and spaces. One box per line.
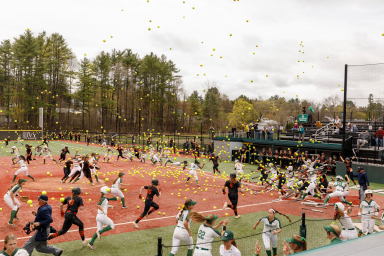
359, 199, 379, 217
286, 170, 294, 179
6, 184, 22, 196
44, 148, 51, 155
190, 163, 199, 172
112, 178, 122, 189
333, 181, 348, 192
150, 147, 155, 155
97, 196, 110, 215
17, 160, 27, 168
14, 148, 20, 156
308, 170, 317, 184
0, 248, 29, 256
219, 244, 241, 256
176, 210, 192, 229
259, 217, 281, 233
90, 156, 96, 167
195, 224, 221, 250
235, 163, 244, 172
339, 211, 355, 230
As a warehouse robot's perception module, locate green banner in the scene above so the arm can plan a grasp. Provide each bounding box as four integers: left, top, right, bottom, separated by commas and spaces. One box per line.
298, 114, 308, 123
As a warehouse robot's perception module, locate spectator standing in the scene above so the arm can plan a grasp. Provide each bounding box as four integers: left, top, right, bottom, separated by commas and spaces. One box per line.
23, 194, 63, 255
373, 127, 384, 147
292, 123, 299, 131
335, 116, 340, 124
232, 126, 237, 137
240, 122, 250, 138
357, 131, 371, 148
266, 124, 274, 140
298, 125, 305, 142
351, 167, 369, 200
1, 234, 29, 256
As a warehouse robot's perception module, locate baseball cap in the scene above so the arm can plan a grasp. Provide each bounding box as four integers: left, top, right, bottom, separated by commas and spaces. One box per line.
285, 237, 306, 246
221, 230, 234, 241
186, 200, 197, 207
19, 179, 28, 183
323, 225, 338, 236
206, 215, 218, 222
357, 167, 364, 171
37, 195, 48, 201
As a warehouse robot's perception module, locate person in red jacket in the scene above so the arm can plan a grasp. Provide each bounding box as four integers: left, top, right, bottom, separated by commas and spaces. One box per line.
374, 127, 384, 147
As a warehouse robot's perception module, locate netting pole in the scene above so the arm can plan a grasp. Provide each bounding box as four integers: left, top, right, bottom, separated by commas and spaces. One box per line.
342, 64, 348, 157
300, 212, 306, 239
157, 236, 162, 256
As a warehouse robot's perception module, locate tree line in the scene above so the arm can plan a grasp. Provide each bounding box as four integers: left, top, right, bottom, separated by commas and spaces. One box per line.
1, 30, 382, 135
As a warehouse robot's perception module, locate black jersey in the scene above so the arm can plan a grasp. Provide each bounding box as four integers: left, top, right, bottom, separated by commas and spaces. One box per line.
82, 161, 91, 171
224, 180, 241, 194
144, 186, 159, 201
65, 160, 73, 169
259, 167, 267, 175
61, 149, 70, 155
63, 196, 84, 214
117, 148, 123, 154
210, 156, 219, 164
26, 148, 32, 154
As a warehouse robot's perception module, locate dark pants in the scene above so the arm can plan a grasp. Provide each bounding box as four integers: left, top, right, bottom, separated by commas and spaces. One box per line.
63, 167, 70, 179
137, 200, 159, 223
213, 163, 219, 171
59, 154, 66, 161
23, 227, 62, 255
346, 171, 355, 183
228, 193, 238, 209
58, 212, 84, 236
117, 153, 125, 160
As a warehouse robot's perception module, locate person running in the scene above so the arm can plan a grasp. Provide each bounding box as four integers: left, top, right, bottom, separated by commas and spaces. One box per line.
98, 134, 102, 145
254, 164, 268, 185
34, 145, 42, 157
47, 187, 91, 245
15, 136, 23, 145
61, 159, 73, 183
87, 135, 91, 146
70, 132, 73, 141
116, 146, 126, 161
340, 156, 357, 186
43, 146, 57, 164
64, 157, 83, 183
139, 149, 146, 163
111, 173, 129, 209
133, 179, 161, 229
103, 147, 113, 162
333, 202, 358, 240
209, 154, 221, 174
87, 186, 117, 250
58, 147, 70, 162
81, 155, 94, 185
41, 136, 49, 146
90, 153, 100, 183
234, 160, 244, 181
186, 160, 205, 186
223, 173, 244, 219
324, 175, 352, 205
168, 199, 196, 256
190, 212, 228, 256
24, 144, 33, 164
253, 209, 291, 256
4, 179, 27, 227
11, 156, 34, 183
151, 152, 162, 166
5, 136, 10, 147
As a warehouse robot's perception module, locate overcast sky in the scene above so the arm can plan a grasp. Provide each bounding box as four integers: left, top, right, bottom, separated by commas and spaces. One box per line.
1, 0, 384, 103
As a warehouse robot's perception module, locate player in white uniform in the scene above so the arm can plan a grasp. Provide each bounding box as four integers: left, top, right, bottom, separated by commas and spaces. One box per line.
0, 234, 29, 256
11, 156, 34, 183
110, 173, 129, 209
187, 161, 205, 186
285, 166, 295, 189
87, 186, 117, 250
324, 175, 352, 205
139, 149, 147, 163
169, 199, 196, 256
43, 146, 57, 164
4, 179, 27, 227
190, 212, 228, 256
151, 152, 162, 165
234, 160, 244, 181
219, 230, 241, 256
11, 147, 20, 165
370, 206, 384, 231
64, 158, 83, 183
253, 209, 291, 256
333, 202, 358, 240
101, 138, 107, 148
301, 167, 321, 200
89, 153, 100, 183
124, 148, 134, 161
358, 189, 379, 235
34, 145, 43, 157
164, 151, 173, 167
14, 136, 23, 145
103, 147, 112, 162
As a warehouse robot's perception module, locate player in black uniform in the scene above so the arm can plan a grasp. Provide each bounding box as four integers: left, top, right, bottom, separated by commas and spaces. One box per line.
61, 160, 73, 183
133, 179, 161, 228
116, 146, 126, 161
47, 187, 91, 244
340, 156, 356, 186
254, 164, 268, 185
24, 144, 33, 164
41, 136, 49, 146
223, 173, 244, 218
70, 132, 73, 141
276, 166, 287, 197
87, 135, 91, 146
5, 136, 10, 147
134, 147, 140, 159
209, 154, 221, 174
82, 156, 94, 185
110, 139, 115, 147
98, 134, 102, 144
59, 147, 71, 162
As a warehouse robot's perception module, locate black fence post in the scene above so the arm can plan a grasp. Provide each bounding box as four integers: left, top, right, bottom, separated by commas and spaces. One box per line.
157, 236, 162, 256
300, 212, 306, 239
